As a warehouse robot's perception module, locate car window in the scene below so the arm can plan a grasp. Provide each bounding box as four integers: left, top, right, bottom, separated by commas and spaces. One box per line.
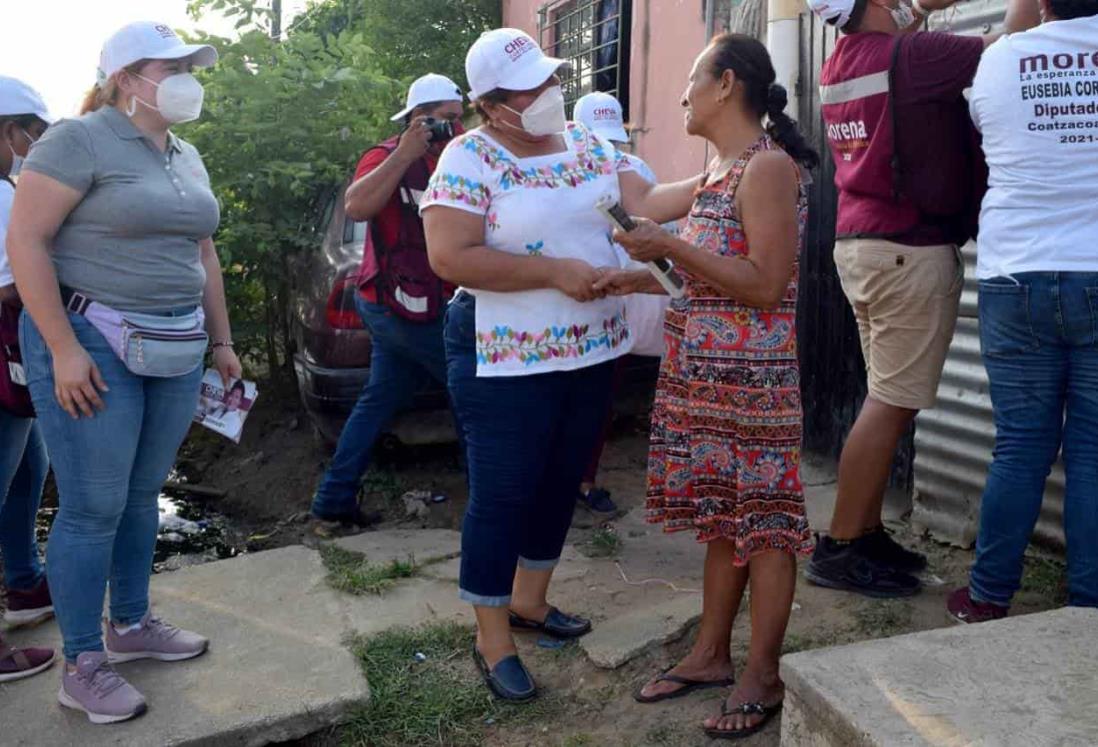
343, 218, 368, 245
316, 193, 336, 236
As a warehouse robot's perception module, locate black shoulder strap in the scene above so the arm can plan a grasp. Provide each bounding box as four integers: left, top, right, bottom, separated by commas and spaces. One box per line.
888, 33, 906, 203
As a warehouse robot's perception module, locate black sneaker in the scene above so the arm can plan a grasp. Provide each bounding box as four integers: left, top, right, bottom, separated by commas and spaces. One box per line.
805, 535, 921, 598
859, 526, 927, 574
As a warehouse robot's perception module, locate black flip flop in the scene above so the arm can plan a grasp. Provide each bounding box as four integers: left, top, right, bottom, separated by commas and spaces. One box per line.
704, 700, 783, 740
633, 670, 736, 704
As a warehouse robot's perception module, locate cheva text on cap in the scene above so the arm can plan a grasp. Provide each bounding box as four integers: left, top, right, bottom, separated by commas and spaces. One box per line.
505, 37, 535, 62
154, 24, 178, 40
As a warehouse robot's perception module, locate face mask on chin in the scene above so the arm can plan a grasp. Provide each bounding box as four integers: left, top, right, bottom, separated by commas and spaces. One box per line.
501, 85, 568, 137
889, 1, 916, 29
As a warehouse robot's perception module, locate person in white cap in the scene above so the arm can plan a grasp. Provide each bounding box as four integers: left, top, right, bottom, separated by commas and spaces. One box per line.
569, 90, 666, 517
421, 28, 703, 704
6, 21, 238, 724
0, 75, 57, 687
308, 73, 466, 529
804, 0, 1041, 600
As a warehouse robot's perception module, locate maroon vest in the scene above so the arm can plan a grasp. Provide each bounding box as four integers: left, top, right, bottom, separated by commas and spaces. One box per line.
821, 34, 921, 239
360, 137, 453, 322
821, 33, 984, 245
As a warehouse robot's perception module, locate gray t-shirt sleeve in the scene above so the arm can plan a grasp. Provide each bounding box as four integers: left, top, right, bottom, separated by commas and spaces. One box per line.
23, 119, 96, 193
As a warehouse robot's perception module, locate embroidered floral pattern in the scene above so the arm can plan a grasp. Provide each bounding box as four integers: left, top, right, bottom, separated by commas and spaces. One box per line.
475, 312, 630, 366
487, 212, 501, 231
525, 240, 544, 256
455, 124, 621, 191
425, 172, 491, 210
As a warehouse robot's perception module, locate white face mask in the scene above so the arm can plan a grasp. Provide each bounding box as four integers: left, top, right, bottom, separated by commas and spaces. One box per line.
889, 1, 916, 29
127, 72, 205, 124
7, 129, 36, 178
502, 85, 567, 137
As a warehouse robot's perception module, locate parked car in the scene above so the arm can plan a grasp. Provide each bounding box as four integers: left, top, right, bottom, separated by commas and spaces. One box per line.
288, 182, 659, 447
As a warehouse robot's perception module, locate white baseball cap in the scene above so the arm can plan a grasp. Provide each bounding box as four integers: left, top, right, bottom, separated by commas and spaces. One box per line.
97, 21, 219, 85
0, 76, 54, 124
390, 73, 463, 122
465, 28, 566, 101
574, 92, 629, 143
806, 0, 856, 29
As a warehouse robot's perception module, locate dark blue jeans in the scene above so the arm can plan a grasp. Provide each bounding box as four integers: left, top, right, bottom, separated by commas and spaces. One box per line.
446, 293, 615, 606
970, 272, 1098, 608
0, 411, 48, 591
311, 294, 449, 518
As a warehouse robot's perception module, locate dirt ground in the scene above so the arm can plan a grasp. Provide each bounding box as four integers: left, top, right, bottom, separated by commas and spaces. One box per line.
171, 383, 1065, 747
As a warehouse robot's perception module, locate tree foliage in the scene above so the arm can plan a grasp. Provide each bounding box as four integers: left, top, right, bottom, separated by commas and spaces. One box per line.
180, 0, 497, 375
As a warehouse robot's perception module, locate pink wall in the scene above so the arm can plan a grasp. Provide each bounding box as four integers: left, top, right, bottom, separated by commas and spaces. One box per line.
501, 0, 710, 181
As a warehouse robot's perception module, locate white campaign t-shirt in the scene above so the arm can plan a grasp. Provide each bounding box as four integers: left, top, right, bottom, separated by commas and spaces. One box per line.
0, 179, 14, 287
421, 123, 634, 377
970, 16, 1098, 279
614, 153, 671, 358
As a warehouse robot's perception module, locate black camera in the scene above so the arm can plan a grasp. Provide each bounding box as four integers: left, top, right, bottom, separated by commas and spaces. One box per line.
424, 117, 455, 144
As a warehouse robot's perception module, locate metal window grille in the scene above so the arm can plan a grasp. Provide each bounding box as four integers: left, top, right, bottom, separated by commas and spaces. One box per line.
538, 0, 631, 119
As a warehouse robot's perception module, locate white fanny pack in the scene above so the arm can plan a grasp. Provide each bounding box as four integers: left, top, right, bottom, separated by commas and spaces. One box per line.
63, 288, 208, 378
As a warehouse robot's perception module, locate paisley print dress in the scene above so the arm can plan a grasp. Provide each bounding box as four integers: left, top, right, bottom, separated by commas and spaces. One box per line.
645, 136, 814, 564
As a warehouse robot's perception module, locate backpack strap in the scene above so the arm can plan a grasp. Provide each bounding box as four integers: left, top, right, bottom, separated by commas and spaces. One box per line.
888, 34, 906, 203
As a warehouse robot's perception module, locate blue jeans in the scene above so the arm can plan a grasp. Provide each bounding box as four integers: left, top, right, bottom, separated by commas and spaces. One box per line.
971, 272, 1098, 608
311, 295, 450, 518
446, 293, 616, 606
20, 310, 203, 661
0, 411, 48, 591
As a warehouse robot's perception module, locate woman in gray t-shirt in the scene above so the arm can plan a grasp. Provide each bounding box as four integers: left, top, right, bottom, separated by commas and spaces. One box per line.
6, 21, 239, 724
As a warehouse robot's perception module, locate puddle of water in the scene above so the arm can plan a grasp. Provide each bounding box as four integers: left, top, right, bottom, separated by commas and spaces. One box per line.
35, 488, 241, 574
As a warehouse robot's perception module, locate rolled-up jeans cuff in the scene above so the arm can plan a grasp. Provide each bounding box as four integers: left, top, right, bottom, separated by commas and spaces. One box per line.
459, 590, 512, 607
517, 556, 559, 571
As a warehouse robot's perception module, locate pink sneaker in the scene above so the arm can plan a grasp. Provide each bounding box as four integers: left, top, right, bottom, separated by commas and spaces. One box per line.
0, 635, 55, 683
947, 587, 1009, 624
58, 651, 147, 724
4, 576, 54, 628
105, 612, 208, 663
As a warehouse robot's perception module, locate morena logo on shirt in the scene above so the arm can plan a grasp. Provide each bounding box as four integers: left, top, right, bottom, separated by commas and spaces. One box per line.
154, 24, 178, 40
504, 37, 534, 62
1020, 51, 1098, 74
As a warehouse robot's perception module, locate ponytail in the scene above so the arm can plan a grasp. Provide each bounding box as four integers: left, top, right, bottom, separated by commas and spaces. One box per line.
80, 81, 118, 115
764, 83, 820, 170
708, 34, 820, 170
79, 61, 147, 116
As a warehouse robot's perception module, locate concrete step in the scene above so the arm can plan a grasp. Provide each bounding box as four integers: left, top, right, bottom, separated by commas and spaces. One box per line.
0, 544, 467, 747
780, 607, 1098, 746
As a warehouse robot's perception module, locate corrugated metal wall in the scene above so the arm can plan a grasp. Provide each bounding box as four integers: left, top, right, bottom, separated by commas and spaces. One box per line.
912, 1, 1066, 550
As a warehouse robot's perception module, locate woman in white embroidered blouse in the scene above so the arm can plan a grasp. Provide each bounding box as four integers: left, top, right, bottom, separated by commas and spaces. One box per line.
421, 28, 700, 703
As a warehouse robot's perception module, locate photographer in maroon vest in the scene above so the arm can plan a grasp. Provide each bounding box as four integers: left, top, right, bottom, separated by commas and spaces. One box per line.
309, 74, 464, 527
804, 0, 1040, 598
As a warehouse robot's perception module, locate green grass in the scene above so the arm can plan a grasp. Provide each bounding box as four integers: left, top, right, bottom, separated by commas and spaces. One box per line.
561, 735, 596, 747
321, 544, 419, 595
852, 599, 913, 639
342, 622, 561, 747
360, 468, 412, 517
1020, 555, 1068, 606
581, 526, 622, 559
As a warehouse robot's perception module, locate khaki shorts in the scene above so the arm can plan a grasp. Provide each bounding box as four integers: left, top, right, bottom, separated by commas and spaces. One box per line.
834, 238, 963, 411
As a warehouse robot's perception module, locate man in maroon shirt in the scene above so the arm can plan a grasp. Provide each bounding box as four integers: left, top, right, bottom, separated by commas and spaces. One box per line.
309, 74, 464, 527
805, 0, 1040, 597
